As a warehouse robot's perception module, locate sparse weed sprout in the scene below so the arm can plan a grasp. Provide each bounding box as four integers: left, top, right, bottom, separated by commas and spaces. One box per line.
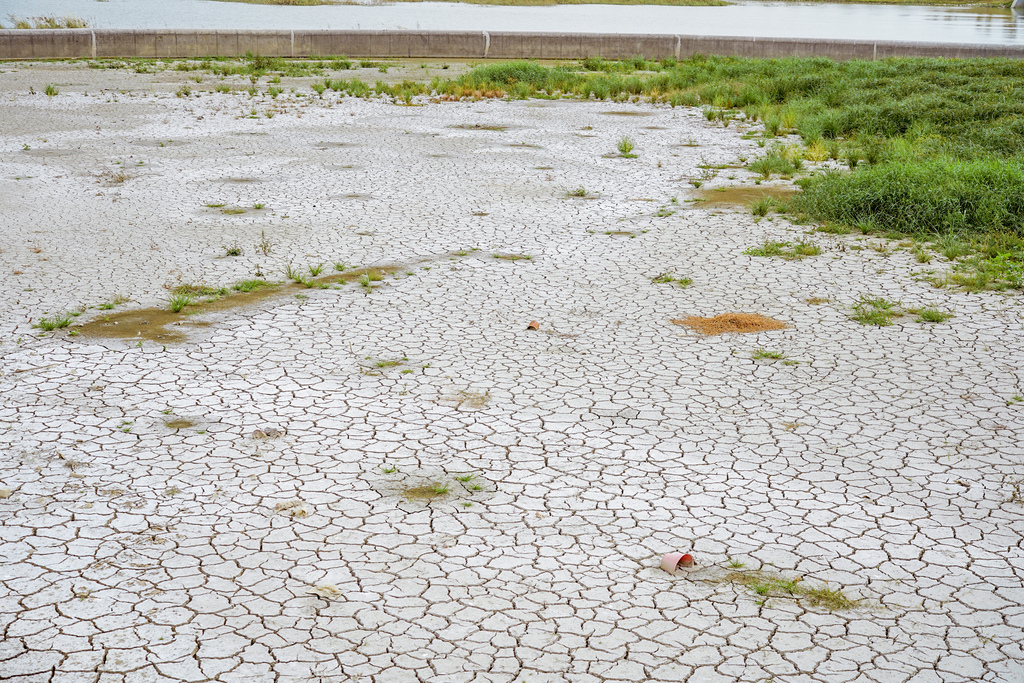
359, 270, 385, 291
255, 230, 274, 256
44, 84, 58, 97
167, 291, 194, 313
568, 186, 588, 198
617, 136, 636, 158
224, 243, 243, 257
750, 195, 777, 217
284, 263, 308, 285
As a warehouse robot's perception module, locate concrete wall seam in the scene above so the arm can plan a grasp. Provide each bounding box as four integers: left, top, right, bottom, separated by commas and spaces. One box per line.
483, 30, 490, 58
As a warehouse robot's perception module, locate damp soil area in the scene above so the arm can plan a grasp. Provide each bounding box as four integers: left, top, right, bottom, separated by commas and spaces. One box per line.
691, 185, 798, 208
449, 124, 513, 131
402, 483, 451, 502
74, 263, 420, 344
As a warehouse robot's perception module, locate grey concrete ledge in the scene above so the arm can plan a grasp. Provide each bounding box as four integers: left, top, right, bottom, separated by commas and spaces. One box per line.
2, 29, 1023, 61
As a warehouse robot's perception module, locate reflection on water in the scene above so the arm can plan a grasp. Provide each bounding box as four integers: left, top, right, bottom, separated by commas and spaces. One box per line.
2, 0, 1024, 45
929, 5, 1024, 42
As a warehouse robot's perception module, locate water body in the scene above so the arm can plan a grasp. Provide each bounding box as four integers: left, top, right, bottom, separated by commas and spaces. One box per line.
4, 0, 1024, 45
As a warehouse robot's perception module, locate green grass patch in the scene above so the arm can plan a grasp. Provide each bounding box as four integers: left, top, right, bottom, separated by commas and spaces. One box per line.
232, 279, 276, 292
749, 148, 802, 179
744, 240, 821, 259
750, 195, 777, 217
651, 272, 693, 287
915, 307, 954, 323
793, 158, 1024, 238
34, 313, 73, 331
726, 570, 859, 610
939, 253, 1024, 291
616, 135, 637, 158
172, 284, 229, 299
167, 292, 194, 313
850, 296, 900, 326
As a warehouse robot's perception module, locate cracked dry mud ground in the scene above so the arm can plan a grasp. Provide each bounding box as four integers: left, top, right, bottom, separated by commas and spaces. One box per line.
1, 63, 1023, 683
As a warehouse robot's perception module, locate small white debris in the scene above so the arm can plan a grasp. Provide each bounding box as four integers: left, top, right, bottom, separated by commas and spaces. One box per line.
274, 499, 310, 518
306, 583, 343, 599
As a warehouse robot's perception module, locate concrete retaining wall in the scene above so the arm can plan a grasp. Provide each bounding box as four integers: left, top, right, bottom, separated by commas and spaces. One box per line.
2, 29, 1023, 61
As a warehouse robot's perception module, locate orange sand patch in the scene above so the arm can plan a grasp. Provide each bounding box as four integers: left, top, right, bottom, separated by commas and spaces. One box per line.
672, 313, 788, 335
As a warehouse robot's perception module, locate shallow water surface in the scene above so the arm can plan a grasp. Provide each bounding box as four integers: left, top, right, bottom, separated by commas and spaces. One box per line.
3, 0, 1024, 44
